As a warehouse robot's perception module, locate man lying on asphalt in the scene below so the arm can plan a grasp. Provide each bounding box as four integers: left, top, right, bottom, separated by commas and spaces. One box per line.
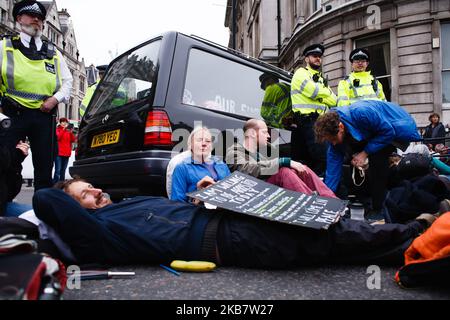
32, 178, 436, 268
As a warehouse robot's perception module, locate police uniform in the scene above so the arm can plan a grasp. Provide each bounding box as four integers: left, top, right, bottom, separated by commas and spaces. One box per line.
337, 48, 386, 107
290, 44, 336, 175
0, 1, 73, 190
259, 73, 292, 129
79, 65, 128, 118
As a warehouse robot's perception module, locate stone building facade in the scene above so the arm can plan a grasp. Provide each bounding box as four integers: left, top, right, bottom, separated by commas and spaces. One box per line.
225, 0, 450, 127
0, 0, 86, 124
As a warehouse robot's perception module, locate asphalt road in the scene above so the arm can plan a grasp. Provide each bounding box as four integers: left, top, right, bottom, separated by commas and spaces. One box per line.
15, 186, 450, 300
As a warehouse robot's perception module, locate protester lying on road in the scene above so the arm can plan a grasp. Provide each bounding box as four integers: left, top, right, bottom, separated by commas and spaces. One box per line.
226, 119, 337, 198
32, 178, 437, 268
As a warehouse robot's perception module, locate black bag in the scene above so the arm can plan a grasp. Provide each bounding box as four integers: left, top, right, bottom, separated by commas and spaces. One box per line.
396, 255, 450, 288
385, 175, 450, 223
396, 153, 431, 180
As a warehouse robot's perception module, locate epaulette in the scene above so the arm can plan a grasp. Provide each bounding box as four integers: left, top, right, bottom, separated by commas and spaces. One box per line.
0, 34, 15, 40
42, 40, 56, 60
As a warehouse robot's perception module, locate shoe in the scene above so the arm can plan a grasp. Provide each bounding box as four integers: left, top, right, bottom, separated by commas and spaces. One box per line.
365, 209, 386, 224
438, 199, 450, 216
415, 213, 437, 228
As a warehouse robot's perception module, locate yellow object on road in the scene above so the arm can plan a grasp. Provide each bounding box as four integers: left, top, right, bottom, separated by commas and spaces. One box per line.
170, 260, 217, 272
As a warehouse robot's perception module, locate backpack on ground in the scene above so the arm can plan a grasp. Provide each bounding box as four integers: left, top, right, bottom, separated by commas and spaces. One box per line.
395, 212, 450, 288
396, 153, 431, 180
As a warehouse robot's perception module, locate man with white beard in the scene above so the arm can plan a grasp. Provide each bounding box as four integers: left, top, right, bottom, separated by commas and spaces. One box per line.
0, 0, 73, 191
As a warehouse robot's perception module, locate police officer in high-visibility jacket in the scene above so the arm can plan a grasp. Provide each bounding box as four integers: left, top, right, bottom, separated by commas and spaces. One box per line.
80, 65, 128, 118
80, 65, 106, 118
0, 0, 73, 191
259, 72, 293, 129
290, 44, 336, 176
337, 48, 386, 107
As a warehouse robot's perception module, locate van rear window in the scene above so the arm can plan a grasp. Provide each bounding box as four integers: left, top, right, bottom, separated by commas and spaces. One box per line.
87, 40, 161, 116
183, 49, 267, 119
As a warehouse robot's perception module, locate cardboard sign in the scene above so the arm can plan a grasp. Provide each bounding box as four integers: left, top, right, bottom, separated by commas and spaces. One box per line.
187, 172, 347, 230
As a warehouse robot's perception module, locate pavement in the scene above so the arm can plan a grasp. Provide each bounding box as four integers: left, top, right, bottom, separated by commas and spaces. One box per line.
14, 186, 450, 300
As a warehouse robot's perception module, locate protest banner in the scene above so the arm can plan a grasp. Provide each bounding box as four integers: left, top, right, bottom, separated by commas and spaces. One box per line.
187, 172, 347, 230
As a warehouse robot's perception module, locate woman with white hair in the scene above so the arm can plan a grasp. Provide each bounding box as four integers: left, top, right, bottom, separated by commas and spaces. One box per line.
170, 127, 230, 203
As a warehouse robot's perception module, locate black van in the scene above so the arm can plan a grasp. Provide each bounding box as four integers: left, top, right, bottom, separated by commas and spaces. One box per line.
70, 31, 293, 198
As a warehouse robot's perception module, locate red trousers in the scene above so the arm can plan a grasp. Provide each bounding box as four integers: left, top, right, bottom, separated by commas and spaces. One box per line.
266, 167, 337, 198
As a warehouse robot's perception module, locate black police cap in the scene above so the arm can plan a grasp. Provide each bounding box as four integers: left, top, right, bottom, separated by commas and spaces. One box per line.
96, 65, 108, 73
13, 0, 47, 21
349, 48, 370, 62
303, 44, 325, 57
259, 72, 278, 89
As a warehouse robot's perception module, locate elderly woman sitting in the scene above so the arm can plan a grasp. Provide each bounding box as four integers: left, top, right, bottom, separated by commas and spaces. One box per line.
170, 127, 230, 203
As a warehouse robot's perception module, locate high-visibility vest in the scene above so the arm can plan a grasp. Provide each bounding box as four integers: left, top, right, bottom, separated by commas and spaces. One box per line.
337, 71, 386, 107
79, 80, 98, 118
0, 37, 61, 109
261, 82, 292, 128
291, 66, 336, 115
79, 81, 128, 118
112, 85, 128, 107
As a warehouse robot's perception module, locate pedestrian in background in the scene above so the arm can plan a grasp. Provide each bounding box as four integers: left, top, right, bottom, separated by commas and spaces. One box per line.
0, 0, 73, 191
423, 112, 446, 151
53, 117, 76, 183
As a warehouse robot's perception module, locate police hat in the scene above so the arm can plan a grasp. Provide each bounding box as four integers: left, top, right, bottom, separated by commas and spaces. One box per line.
13, 0, 47, 21
259, 72, 278, 90
303, 44, 325, 57
349, 48, 370, 62
96, 65, 108, 74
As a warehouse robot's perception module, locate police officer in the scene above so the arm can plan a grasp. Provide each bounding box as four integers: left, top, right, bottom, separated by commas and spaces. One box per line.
79, 65, 107, 118
80, 65, 127, 118
337, 48, 386, 107
290, 44, 336, 176
0, 0, 73, 191
259, 72, 292, 129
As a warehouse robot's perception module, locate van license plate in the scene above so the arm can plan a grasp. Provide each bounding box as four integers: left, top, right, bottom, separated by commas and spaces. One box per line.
91, 129, 120, 148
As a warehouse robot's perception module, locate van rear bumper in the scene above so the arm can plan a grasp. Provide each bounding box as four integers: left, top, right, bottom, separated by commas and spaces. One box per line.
69, 150, 174, 196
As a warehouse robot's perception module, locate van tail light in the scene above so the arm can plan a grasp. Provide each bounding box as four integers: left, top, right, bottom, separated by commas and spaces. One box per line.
144, 110, 173, 146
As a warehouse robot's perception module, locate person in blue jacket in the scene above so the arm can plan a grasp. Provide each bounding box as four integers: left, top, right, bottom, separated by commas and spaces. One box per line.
171, 126, 230, 203
314, 100, 421, 220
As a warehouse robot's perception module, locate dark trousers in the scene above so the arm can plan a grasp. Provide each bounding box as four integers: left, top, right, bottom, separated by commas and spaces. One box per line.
53, 156, 69, 183
217, 212, 425, 268
367, 145, 396, 210
0, 103, 56, 190
291, 113, 327, 176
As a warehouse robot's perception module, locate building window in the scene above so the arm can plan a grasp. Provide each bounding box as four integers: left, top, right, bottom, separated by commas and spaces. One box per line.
442, 23, 450, 104
79, 76, 85, 93
291, 0, 297, 28
255, 16, 260, 58
355, 33, 391, 101
49, 28, 59, 44
0, 9, 7, 23
313, 0, 321, 12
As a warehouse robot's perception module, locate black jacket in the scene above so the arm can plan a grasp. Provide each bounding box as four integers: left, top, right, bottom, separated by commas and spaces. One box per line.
0, 146, 25, 215
423, 122, 446, 148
